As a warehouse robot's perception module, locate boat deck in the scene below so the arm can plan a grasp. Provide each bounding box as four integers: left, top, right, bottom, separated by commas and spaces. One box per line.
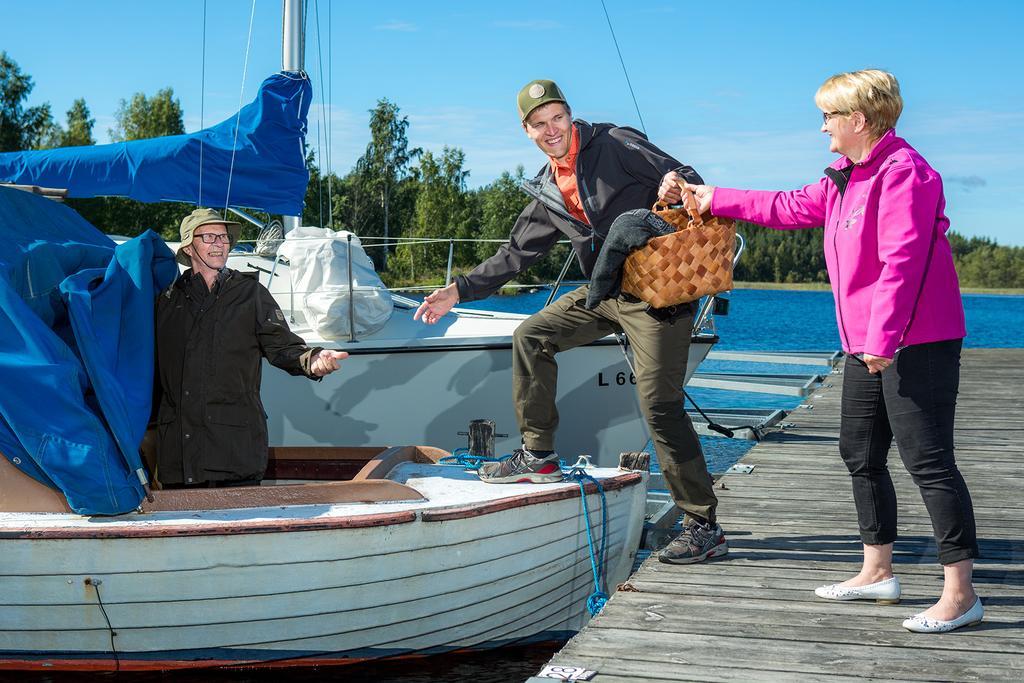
0, 463, 637, 531
538, 348, 1024, 682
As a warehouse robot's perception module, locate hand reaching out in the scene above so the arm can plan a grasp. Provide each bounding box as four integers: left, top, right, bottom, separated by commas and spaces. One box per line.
658, 172, 684, 204
684, 183, 715, 214
658, 174, 716, 215
414, 283, 459, 325
311, 349, 348, 377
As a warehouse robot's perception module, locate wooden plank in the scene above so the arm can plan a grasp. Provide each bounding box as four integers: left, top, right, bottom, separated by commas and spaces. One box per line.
558, 628, 1024, 681
542, 348, 1024, 682
588, 594, 1024, 651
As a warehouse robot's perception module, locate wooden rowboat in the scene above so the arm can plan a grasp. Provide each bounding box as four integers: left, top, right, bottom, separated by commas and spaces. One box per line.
0, 446, 647, 671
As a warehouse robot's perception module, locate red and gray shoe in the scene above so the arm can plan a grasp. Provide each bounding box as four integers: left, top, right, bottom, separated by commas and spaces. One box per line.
658, 519, 728, 564
478, 448, 563, 484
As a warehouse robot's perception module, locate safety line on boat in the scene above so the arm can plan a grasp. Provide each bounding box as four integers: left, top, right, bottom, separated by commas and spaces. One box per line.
566, 467, 609, 616
85, 577, 120, 671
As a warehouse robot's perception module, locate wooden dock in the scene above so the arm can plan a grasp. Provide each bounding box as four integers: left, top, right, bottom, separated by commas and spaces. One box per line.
541, 348, 1024, 682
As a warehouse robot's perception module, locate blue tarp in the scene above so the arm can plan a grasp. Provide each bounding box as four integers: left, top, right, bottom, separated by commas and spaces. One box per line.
0, 185, 177, 515
0, 72, 311, 215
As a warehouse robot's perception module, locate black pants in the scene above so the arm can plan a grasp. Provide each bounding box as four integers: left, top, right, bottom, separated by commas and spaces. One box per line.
839, 339, 978, 565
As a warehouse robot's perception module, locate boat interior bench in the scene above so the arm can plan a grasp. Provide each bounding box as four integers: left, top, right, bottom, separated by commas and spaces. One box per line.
0, 445, 448, 514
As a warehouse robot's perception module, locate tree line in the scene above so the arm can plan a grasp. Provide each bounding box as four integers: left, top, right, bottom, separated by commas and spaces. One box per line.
2, 52, 1021, 290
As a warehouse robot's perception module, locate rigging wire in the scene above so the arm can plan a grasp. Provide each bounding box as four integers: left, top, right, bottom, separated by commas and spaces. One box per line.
313, 0, 330, 228
316, 119, 324, 225
224, 0, 257, 213
599, 0, 646, 135
327, 0, 333, 228
198, 0, 207, 206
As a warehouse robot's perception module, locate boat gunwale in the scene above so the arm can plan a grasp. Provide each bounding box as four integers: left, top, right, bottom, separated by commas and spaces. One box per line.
420, 472, 642, 522
0, 471, 643, 539
286, 330, 719, 354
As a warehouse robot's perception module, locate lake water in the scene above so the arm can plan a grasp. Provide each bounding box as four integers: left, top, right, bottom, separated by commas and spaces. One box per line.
462, 287, 1024, 474
462, 286, 1024, 351
15, 288, 1020, 683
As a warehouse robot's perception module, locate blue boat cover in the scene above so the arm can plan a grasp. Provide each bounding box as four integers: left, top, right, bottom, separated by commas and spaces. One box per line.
0, 72, 311, 215
0, 185, 177, 515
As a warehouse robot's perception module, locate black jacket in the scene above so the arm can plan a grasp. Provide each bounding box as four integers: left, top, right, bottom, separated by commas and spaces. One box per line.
154, 269, 321, 485
454, 120, 703, 302
585, 208, 675, 309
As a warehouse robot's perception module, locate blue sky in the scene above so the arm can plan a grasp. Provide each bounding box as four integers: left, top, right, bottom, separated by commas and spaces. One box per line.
4, 1, 1022, 245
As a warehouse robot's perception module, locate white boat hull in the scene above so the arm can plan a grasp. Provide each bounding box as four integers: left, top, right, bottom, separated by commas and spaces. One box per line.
0, 462, 646, 671
225, 251, 717, 465
264, 332, 714, 465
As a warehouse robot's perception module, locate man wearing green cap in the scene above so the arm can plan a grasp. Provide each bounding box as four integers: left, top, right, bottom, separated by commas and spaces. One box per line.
153, 208, 348, 488
415, 80, 727, 564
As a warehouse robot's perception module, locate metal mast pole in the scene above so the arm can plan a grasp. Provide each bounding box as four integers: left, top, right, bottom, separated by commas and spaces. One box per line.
281, 0, 305, 234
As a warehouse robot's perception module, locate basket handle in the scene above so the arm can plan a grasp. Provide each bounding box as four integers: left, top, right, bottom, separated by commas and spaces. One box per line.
680, 183, 704, 227
652, 180, 704, 229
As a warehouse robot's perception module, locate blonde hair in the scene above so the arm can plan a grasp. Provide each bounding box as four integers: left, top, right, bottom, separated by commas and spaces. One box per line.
815, 69, 903, 138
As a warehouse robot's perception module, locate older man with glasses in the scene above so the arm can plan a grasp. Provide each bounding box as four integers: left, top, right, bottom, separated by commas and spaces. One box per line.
152, 208, 348, 489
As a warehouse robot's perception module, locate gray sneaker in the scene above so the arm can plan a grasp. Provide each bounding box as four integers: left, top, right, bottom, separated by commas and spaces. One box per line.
658, 519, 728, 564
478, 448, 563, 484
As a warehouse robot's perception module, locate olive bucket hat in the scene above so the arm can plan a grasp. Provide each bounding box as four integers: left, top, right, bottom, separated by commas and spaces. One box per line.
517, 79, 567, 122
177, 208, 241, 266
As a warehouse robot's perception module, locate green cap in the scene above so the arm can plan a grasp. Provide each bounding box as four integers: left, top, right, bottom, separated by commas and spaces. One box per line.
177, 208, 241, 266
517, 79, 567, 122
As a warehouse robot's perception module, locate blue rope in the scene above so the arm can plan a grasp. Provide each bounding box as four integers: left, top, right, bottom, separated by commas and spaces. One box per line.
438, 447, 502, 471
441, 451, 610, 616
566, 468, 609, 616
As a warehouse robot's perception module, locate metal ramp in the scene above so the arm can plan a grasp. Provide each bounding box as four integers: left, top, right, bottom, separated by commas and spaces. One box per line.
706, 349, 843, 367
689, 371, 825, 396
685, 406, 788, 440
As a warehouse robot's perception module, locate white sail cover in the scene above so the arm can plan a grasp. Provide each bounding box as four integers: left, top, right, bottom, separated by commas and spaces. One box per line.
278, 227, 393, 339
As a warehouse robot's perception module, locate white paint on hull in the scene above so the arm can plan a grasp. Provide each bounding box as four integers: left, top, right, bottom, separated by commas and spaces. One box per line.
0, 464, 646, 666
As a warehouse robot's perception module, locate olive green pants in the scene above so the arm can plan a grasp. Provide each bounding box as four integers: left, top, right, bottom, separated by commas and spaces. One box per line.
512, 285, 718, 523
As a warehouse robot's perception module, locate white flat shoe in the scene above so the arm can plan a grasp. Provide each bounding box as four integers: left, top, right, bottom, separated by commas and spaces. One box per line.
814, 576, 901, 604
902, 598, 983, 633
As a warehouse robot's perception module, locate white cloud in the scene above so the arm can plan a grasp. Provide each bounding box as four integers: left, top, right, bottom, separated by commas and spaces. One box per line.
660, 128, 830, 189
404, 106, 536, 185
945, 175, 987, 190
491, 20, 562, 30
375, 21, 418, 32
906, 109, 1024, 136
308, 104, 367, 172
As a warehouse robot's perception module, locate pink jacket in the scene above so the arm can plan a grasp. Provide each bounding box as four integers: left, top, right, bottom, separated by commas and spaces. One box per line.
712, 130, 965, 357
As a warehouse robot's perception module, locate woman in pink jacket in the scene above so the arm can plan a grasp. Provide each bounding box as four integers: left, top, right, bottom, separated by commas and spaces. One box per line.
661, 70, 981, 633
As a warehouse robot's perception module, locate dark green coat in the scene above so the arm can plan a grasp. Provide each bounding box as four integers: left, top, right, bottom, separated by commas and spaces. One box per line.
154, 269, 321, 485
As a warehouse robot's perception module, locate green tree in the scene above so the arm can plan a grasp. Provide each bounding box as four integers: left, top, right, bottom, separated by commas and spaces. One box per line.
36, 98, 97, 150
473, 167, 528, 263
72, 88, 188, 237
393, 147, 472, 279
730, 222, 827, 284
109, 88, 184, 142
62, 98, 95, 146
955, 243, 1024, 288
0, 51, 56, 151
350, 99, 421, 269
466, 166, 578, 286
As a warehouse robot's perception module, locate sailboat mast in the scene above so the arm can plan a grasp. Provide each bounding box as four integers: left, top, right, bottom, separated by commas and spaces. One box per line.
282, 0, 305, 233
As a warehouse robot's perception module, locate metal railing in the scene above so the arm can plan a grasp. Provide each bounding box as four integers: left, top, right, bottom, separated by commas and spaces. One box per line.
231, 231, 745, 340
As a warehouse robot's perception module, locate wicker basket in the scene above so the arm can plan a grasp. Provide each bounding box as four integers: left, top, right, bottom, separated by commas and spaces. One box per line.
621, 186, 735, 308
